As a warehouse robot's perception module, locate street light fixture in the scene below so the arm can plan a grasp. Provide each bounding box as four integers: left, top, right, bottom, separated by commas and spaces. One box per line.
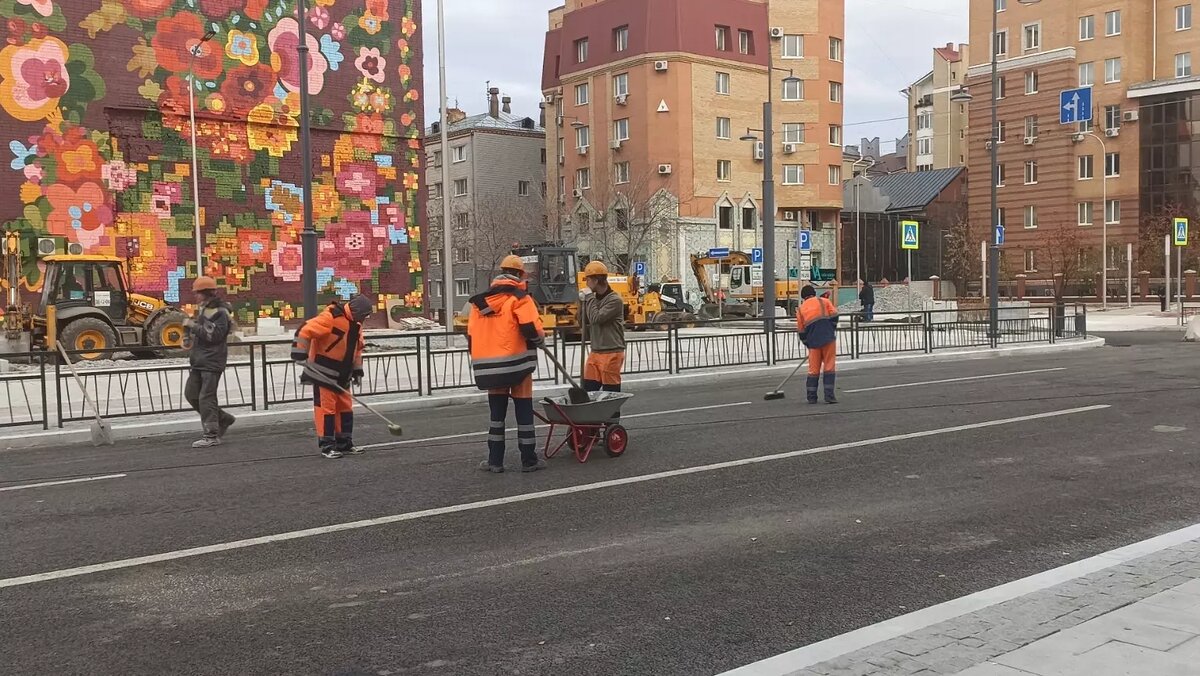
1073, 131, 1109, 308
187, 29, 216, 277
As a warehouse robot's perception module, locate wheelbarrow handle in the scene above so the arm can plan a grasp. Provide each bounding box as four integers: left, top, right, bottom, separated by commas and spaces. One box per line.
539, 345, 586, 391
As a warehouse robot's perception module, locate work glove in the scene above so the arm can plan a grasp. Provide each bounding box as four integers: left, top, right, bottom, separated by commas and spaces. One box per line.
529, 336, 546, 349
352, 369, 364, 388
579, 289, 593, 302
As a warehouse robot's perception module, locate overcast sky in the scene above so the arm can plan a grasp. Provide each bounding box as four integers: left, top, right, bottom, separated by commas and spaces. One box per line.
422, 0, 968, 152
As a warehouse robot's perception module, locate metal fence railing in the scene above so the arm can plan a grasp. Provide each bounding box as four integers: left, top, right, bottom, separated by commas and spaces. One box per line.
0, 305, 1088, 432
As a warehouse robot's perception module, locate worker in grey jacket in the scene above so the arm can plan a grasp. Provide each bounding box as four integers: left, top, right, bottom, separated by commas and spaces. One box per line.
184, 276, 236, 448
579, 261, 626, 393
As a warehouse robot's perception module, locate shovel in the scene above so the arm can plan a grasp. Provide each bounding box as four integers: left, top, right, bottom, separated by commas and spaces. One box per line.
56, 342, 114, 446
539, 345, 590, 404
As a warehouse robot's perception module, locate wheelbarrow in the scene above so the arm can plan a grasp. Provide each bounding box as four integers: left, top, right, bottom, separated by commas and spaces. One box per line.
535, 391, 633, 463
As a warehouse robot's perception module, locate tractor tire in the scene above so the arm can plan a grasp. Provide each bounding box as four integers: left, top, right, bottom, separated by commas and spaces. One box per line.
59, 317, 117, 362
145, 310, 189, 358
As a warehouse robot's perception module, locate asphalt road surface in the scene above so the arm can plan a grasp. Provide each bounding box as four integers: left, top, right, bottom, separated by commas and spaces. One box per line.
1, 340, 1197, 676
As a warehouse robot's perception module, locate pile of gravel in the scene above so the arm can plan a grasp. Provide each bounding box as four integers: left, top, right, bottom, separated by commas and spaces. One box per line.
839, 284, 934, 316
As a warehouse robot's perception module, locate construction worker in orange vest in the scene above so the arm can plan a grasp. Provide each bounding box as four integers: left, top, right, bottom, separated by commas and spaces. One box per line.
797, 284, 840, 404
291, 295, 373, 459
467, 255, 547, 473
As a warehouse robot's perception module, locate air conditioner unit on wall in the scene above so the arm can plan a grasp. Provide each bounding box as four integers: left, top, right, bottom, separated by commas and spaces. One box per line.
769, 27, 785, 39
1122, 110, 1139, 122
753, 141, 765, 161
658, 164, 673, 175
1023, 136, 1037, 145
654, 60, 669, 72
36, 237, 58, 257
615, 94, 628, 105
544, 94, 556, 104
610, 139, 622, 150
1105, 127, 1120, 138
782, 210, 798, 221
572, 188, 584, 198
577, 145, 589, 155
66, 242, 84, 256
782, 143, 797, 154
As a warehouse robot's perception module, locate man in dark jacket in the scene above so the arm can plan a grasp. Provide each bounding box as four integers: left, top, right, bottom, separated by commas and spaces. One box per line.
184, 276, 235, 448
859, 281, 875, 322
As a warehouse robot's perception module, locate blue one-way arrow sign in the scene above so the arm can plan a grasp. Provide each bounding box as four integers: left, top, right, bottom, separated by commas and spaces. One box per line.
994, 225, 1005, 246
1060, 87, 1093, 125
708, 247, 730, 258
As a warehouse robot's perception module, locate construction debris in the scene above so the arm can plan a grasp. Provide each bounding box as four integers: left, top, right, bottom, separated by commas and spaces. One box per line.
838, 284, 934, 316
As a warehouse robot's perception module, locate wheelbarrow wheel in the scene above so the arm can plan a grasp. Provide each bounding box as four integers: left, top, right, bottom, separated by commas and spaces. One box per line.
604, 424, 628, 457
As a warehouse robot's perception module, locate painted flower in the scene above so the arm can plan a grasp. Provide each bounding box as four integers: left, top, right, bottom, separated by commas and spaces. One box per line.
101, 160, 137, 192
152, 12, 223, 78
19, 181, 40, 203
153, 181, 183, 205
246, 103, 298, 157
318, 211, 389, 282
319, 34, 343, 71
205, 92, 227, 114
330, 22, 346, 41
366, 0, 390, 21
41, 126, 104, 186
308, 6, 330, 30
8, 139, 35, 170
335, 162, 378, 200
199, 0, 241, 17
126, 0, 174, 18
220, 63, 273, 114
224, 30, 259, 67
403, 172, 419, 191
23, 163, 42, 182
397, 39, 410, 59
401, 16, 418, 38
355, 113, 384, 135
398, 63, 412, 83
243, 0, 268, 20
359, 12, 384, 36
16, 0, 53, 18
271, 241, 303, 282
268, 18, 328, 95
236, 229, 272, 268
0, 36, 69, 122
46, 182, 112, 249
354, 47, 386, 83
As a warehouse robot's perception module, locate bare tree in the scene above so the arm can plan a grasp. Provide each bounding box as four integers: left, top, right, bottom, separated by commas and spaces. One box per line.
1042, 224, 1097, 299
936, 200, 979, 296
1139, 200, 1198, 278
469, 195, 550, 280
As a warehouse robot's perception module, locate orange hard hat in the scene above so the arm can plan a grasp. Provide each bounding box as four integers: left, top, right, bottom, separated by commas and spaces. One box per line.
500, 254, 525, 273
192, 276, 218, 292
583, 261, 609, 277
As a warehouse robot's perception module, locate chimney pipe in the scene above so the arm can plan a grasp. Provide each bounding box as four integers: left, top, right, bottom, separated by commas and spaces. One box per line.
502, 96, 512, 114
488, 87, 501, 118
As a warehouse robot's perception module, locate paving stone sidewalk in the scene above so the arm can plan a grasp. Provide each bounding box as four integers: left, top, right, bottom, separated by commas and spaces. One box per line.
797, 539, 1200, 676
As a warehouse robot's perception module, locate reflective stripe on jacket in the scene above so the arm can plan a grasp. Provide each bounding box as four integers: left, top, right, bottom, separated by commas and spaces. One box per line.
291, 302, 365, 389
797, 296, 838, 349
467, 275, 544, 390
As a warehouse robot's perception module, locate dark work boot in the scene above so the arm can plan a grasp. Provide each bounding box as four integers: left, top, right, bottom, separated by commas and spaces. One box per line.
824, 372, 838, 404
805, 376, 820, 404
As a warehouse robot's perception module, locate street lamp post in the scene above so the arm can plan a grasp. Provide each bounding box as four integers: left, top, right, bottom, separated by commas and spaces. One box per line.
1074, 131, 1109, 309
850, 156, 874, 284
187, 30, 216, 277
297, 0, 318, 318
437, 0, 454, 330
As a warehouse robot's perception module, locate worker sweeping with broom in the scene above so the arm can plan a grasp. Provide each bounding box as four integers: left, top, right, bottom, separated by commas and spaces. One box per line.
797, 284, 840, 404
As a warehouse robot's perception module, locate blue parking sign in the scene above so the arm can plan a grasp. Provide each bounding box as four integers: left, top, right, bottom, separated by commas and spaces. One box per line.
751, 248, 763, 264
634, 261, 647, 275
798, 231, 812, 252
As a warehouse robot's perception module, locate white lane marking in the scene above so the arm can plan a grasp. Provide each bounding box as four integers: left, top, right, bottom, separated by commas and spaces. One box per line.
843, 367, 1067, 393
0, 404, 1106, 590
361, 401, 753, 450
0, 474, 127, 493
719, 517, 1200, 676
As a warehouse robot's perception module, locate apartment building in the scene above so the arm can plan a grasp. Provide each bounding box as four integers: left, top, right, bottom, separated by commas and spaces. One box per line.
966, 0, 1199, 292
424, 89, 547, 318
541, 0, 845, 294
904, 43, 971, 172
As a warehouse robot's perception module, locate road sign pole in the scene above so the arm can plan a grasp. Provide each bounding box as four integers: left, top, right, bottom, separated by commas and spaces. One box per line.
907, 249, 913, 312
1166, 234, 1172, 309
1126, 242, 1132, 308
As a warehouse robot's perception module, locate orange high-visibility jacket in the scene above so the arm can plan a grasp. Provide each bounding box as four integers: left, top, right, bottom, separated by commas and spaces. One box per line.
797, 296, 839, 349
467, 275, 544, 390
291, 302, 366, 389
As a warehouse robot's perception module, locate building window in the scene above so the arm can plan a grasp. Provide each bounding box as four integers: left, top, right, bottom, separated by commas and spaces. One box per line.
739, 29, 753, 55
995, 120, 1007, 142
718, 205, 733, 229
1179, 4, 1193, 30
1079, 118, 1093, 133
1105, 151, 1120, 177
1078, 154, 1094, 179
993, 29, 1008, 58
429, 249, 441, 265
995, 163, 1006, 186
613, 117, 630, 141
575, 82, 589, 106
782, 78, 803, 100
575, 38, 588, 63
558, 175, 565, 196
716, 117, 731, 139
1105, 57, 1122, 83
782, 122, 805, 143
455, 279, 471, 296
829, 37, 843, 61
518, 180, 530, 197
614, 161, 630, 184
1023, 205, 1038, 229
996, 0, 1006, 10
453, 178, 467, 196
429, 279, 442, 297
1024, 115, 1039, 139
540, 148, 546, 164
715, 25, 730, 51
917, 137, 932, 155
717, 159, 732, 182
1105, 10, 1121, 36
782, 164, 804, 185
613, 72, 629, 97
614, 208, 629, 231
782, 34, 804, 59
1024, 160, 1038, 185
829, 81, 843, 102
575, 125, 590, 149
1105, 199, 1120, 224
1024, 250, 1036, 272
828, 165, 841, 185
1078, 62, 1094, 87
1104, 105, 1121, 130
1079, 15, 1095, 40
996, 207, 1007, 227
1176, 52, 1193, 78
541, 182, 547, 197
1024, 70, 1039, 94
828, 124, 842, 145
431, 182, 442, 198
1022, 22, 1041, 52
742, 206, 756, 230
917, 110, 932, 130
576, 168, 591, 190
432, 150, 442, 167
996, 76, 1007, 98
716, 71, 730, 95
1078, 201, 1093, 226
452, 145, 466, 163
614, 25, 629, 52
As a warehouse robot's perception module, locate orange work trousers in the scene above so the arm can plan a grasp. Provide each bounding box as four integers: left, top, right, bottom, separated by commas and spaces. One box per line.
807, 343, 837, 376
488, 374, 534, 399
584, 351, 625, 390
313, 384, 354, 447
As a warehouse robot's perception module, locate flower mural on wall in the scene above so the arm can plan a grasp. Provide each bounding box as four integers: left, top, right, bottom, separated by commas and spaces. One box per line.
268, 18, 328, 95
0, 36, 69, 122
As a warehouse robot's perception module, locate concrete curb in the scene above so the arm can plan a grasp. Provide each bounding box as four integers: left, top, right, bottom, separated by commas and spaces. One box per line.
2, 337, 1104, 450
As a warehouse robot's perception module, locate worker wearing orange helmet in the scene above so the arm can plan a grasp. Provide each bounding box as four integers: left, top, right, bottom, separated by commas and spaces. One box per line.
291, 294, 373, 459
184, 276, 235, 448
467, 255, 547, 473
797, 284, 840, 404
579, 260, 626, 396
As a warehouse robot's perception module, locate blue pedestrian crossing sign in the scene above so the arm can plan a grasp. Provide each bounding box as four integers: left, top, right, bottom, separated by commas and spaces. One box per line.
1175, 218, 1189, 247
633, 261, 647, 275
1060, 87, 1092, 125
901, 220, 920, 250
798, 230, 812, 252
751, 247, 763, 264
